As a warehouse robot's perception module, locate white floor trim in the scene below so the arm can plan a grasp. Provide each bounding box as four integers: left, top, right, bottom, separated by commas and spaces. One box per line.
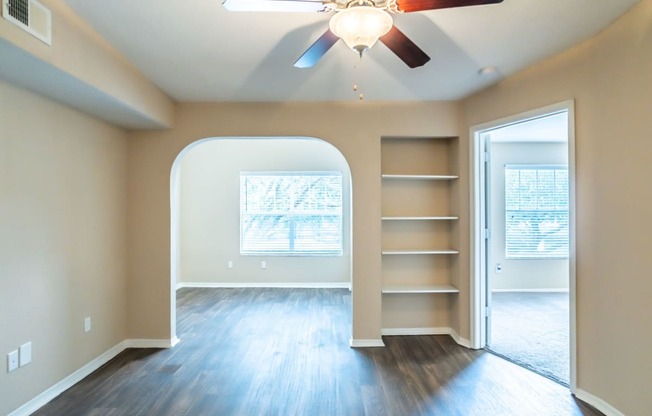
381, 327, 473, 349
449, 328, 473, 349
574, 389, 625, 416
177, 282, 351, 290
382, 327, 451, 336
124, 338, 179, 349
8, 338, 179, 416
349, 338, 385, 348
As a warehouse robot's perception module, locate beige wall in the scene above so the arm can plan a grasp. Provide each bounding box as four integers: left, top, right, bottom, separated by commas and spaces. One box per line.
178, 138, 351, 285
127, 101, 460, 341
489, 142, 569, 291
0, 81, 128, 415
462, 0, 652, 413
0, 0, 174, 128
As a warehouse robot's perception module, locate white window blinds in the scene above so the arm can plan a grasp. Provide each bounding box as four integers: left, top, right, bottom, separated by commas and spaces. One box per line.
505, 165, 569, 259
240, 172, 343, 255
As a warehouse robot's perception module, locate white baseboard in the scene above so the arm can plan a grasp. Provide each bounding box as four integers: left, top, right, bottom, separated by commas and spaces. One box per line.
491, 288, 570, 293
381, 327, 473, 349
574, 389, 625, 416
349, 338, 385, 348
124, 338, 179, 348
449, 328, 473, 349
177, 282, 351, 290
382, 327, 451, 336
8, 338, 179, 416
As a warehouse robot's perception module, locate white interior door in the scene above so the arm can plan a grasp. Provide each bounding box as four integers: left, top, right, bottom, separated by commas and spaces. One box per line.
482, 133, 493, 347
477, 109, 573, 385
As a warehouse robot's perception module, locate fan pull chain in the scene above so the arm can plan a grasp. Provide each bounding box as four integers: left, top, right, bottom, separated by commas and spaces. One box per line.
352, 83, 363, 101
352, 55, 365, 101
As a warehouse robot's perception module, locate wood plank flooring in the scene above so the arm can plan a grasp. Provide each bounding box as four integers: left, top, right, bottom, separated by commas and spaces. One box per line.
34, 288, 602, 415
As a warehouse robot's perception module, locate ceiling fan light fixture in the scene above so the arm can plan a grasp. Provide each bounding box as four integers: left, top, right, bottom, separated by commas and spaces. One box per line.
329, 6, 393, 56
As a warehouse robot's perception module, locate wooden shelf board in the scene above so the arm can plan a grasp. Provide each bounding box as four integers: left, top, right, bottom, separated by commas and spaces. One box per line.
381, 174, 459, 181
381, 249, 459, 255
382, 216, 459, 221
381, 285, 460, 294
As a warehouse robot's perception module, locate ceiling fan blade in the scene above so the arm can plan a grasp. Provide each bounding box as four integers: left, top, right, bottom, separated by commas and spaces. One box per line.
396, 0, 502, 13
379, 26, 430, 68
222, 0, 331, 13
294, 29, 340, 68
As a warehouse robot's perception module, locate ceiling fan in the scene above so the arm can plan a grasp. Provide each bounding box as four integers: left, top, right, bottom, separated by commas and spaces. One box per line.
222, 0, 503, 69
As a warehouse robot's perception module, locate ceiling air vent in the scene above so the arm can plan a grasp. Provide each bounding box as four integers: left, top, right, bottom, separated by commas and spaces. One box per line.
2, 0, 51, 45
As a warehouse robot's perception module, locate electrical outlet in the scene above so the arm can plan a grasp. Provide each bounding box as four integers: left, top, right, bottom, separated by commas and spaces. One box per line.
261, 261, 267, 269
19, 342, 32, 367
7, 350, 18, 372
84, 317, 92, 333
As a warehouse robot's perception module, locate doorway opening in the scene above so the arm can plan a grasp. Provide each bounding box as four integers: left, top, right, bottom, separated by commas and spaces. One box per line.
170, 137, 354, 344
471, 101, 576, 389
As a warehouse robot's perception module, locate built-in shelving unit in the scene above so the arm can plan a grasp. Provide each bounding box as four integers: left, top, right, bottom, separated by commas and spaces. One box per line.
381, 136, 460, 331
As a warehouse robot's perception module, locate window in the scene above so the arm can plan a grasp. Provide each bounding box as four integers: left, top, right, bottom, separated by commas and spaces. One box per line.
240, 172, 343, 255
505, 165, 569, 259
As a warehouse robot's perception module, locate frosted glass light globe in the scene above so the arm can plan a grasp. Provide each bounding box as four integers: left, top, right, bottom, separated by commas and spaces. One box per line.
329, 6, 393, 55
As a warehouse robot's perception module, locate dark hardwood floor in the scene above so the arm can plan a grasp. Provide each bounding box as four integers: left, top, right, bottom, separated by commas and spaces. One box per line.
35, 288, 602, 415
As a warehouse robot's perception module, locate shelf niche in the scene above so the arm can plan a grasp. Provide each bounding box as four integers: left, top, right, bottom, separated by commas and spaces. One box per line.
380, 136, 460, 332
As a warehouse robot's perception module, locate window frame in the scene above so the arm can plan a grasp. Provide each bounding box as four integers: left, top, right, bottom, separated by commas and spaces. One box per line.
239, 171, 343, 257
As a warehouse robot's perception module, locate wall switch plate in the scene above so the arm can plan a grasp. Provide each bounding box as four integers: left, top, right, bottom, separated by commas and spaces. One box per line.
227, 260, 233, 269
19, 342, 32, 367
495, 263, 503, 273
84, 317, 92, 333
261, 261, 267, 269
7, 350, 18, 372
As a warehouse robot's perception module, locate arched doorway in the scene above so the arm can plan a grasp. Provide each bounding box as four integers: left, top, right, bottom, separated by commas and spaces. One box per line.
170, 136, 353, 342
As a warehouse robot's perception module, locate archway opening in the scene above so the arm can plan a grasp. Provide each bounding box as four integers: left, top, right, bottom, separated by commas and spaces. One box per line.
170, 136, 353, 342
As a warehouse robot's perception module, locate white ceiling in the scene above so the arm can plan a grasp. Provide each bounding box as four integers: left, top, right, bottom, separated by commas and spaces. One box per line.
63, 0, 640, 102
489, 111, 568, 143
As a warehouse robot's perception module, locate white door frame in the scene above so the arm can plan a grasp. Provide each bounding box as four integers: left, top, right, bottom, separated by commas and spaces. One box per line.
469, 100, 577, 392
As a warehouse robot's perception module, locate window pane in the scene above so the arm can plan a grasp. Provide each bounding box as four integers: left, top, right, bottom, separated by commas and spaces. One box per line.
293, 214, 341, 252
505, 165, 569, 259
241, 214, 290, 252
241, 172, 343, 255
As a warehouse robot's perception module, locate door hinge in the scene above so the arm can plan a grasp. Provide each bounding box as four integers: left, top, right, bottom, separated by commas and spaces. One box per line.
483, 228, 490, 239
484, 151, 490, 163
485, 306, 491, 317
